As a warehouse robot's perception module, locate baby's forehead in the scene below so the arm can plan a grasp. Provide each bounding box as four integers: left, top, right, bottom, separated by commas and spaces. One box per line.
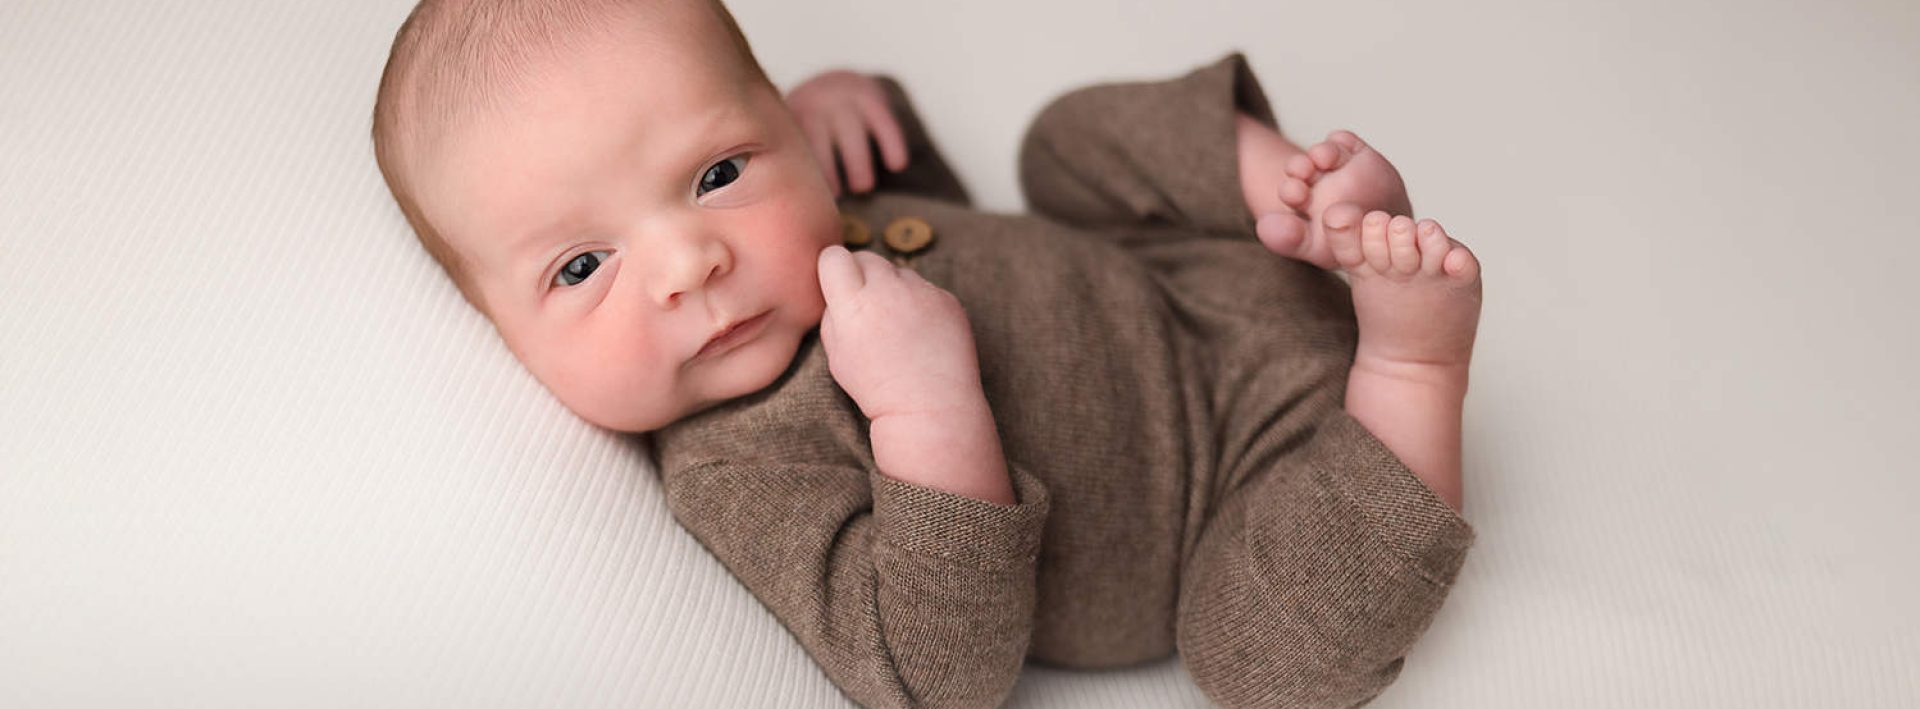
409, 7, 771, 195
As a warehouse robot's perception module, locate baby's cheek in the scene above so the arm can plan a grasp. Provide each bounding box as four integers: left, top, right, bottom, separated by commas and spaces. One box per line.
765, 163, 840, 244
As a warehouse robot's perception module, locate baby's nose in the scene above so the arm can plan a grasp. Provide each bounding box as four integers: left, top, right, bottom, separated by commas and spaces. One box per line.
652, 238, 732, 306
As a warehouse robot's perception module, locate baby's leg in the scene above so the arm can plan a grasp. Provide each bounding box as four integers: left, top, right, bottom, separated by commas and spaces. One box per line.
1240, 117, 1479, 511
1325, 206, 1480, 511
1176, 410, 1476, 707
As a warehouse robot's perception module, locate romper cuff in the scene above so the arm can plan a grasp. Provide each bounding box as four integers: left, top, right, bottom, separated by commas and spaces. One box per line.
1214, 51, 1279, 130
1311, 411, 1478, 586
870, 460, 1051, 571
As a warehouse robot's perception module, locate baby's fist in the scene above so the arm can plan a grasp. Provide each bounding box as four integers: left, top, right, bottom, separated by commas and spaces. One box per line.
816, 245, 984, 421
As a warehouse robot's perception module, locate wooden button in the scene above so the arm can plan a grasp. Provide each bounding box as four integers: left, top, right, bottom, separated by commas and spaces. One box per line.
840, 213, 871, 247
882, 216, 935, 254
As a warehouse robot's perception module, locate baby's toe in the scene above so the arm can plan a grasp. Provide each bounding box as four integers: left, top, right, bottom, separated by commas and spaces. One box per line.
1388, 215, 1420, 276
1284, 153, 1318, 182
1327, 130, 1367, 156
1308, 141, 1346, 172
1443, 240, 1481, 282
1322, 202, 1368, 269
1279, 177, 1311, 209
1360, 210, 1394, 274
1415, 220, 1450, 274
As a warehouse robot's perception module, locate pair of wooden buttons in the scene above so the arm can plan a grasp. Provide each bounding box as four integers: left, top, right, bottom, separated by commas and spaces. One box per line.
840, 214, 935, 254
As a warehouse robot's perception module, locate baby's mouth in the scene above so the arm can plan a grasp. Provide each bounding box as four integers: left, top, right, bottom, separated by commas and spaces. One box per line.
696, 310, 771, 359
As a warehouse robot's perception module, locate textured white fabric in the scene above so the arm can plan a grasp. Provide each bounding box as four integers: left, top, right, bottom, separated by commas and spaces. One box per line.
2, 0, 1917, 707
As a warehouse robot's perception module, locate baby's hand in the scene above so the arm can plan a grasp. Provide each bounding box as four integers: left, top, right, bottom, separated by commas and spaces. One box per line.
785, 70, 910, 197
816, 245, 985, 422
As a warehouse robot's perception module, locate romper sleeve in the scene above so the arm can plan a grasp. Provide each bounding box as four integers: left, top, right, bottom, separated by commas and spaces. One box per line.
842, 76, 973, 207
1016, 52, 1277, 235
654, 446, 1050, 709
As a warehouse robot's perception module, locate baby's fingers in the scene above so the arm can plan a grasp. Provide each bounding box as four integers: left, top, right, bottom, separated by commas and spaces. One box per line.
817, 245, 864, 302
857, 90, 909, 173
849, 249, 898, 283
832, 110, 876, 193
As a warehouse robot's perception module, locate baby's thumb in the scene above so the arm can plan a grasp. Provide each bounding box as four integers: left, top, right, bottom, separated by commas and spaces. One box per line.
817, 245, 862, 303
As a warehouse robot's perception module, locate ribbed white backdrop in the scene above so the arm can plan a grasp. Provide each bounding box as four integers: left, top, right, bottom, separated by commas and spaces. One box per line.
2, 0, 1917, 707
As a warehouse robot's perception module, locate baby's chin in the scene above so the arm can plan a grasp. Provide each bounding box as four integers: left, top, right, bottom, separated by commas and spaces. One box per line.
701, 324, 804, 400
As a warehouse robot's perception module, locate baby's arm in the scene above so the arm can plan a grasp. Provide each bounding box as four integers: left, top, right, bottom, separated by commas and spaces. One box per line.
655, 453, 1047, 709
870, 400, 1014, 505
654, 296, 1045, 709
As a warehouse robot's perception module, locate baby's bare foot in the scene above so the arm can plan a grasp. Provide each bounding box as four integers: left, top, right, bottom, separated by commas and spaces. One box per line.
1255, 131, 1413, 271
1321, 203, 1481, 376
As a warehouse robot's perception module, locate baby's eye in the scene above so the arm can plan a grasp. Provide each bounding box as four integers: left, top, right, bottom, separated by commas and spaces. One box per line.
697, 154, 749, 197
553, 250, 611, 287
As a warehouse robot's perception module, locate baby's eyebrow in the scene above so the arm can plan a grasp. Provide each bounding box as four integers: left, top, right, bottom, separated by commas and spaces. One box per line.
505, 179, 598, 259
502, 210, 591, 288
511, 219, 573, 261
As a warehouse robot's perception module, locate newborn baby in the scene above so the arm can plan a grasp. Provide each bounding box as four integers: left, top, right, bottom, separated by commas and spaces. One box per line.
371, 1, 1484, 707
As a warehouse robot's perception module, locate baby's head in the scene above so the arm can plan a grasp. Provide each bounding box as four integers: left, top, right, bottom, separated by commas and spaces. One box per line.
372, 0, 840, 433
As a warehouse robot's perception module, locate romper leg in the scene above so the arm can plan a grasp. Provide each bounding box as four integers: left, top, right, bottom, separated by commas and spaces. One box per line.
1176, 411, 1476, 708
1017, 52, 1279, 237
